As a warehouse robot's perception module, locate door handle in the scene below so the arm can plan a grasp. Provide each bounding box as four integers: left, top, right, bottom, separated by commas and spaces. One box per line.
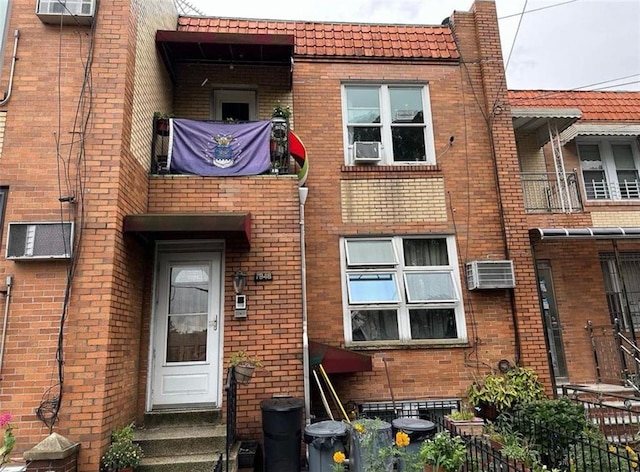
210, 315, 218, 331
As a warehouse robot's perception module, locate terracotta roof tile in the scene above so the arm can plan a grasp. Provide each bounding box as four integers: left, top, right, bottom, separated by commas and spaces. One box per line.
508, 90, 640, 121
176, 16, 459, 60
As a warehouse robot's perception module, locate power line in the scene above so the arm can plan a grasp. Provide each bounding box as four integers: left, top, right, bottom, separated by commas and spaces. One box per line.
504, 0, 528, 72
498, 0, 578, 20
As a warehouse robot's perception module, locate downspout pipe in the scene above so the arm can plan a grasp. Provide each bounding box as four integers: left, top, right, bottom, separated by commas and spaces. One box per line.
299, 187, 311, 426
0, 30, 20, 107
0, 275, 13, 377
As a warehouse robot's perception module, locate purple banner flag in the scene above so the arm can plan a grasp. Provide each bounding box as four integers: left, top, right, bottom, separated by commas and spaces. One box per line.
168, 119, 272, 176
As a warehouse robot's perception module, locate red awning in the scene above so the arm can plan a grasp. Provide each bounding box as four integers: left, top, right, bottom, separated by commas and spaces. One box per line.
309, 341, 372, 374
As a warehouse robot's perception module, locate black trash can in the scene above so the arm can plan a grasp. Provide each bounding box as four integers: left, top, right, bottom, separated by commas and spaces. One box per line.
391, 418, 436, 471
304, 420, 349, 472
261, 397, 305, 472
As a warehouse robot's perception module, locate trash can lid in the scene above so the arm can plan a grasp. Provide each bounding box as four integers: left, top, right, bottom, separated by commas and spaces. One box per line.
260, 397, 305, 412
304, 420, 348, 437
392, 418, 436, 432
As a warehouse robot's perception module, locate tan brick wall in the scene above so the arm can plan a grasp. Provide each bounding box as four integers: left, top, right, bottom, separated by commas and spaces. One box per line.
130, 0, 176, 167
0, 110, 6, 157
592, 211, 640, 226
341, 178, 447, 223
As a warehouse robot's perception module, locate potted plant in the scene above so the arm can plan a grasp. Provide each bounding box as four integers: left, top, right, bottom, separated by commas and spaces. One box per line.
467, 366, 545, 420
419, 430, 466, 472
100, 423, 143, 472
444, 407, 484, 436
229, 350, 263, 385
271, 101, 291, 119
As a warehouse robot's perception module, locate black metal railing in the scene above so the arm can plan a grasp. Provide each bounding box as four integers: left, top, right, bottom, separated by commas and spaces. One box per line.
151, 116, 291, 176
520, 171, 583, 212
497, 410, 640, 470
225, 366, 237, 472
562, 384, 640, 445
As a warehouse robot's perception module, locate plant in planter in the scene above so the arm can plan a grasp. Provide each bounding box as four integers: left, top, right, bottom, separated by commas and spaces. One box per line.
100, 423, 143, 472
0, 413, 16, 467
467, 366, 545, 420
444, 406, 484, 436
229, 350, 263, 385
419, 430, 466, 472
272, 101, 291, 119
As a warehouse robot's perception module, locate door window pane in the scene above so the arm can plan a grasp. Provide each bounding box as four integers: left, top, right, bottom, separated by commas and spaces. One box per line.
167, 315, 207, 362
351, 309, 399, 341
409, 309, 457, 339
170, 267, 209, 314
348, 273, 399, 303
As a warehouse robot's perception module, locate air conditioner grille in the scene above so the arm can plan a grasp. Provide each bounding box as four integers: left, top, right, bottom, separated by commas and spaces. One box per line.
466, 260, 515, 290
7, 223, 73, 260
353, 141, 382, 163
37, 0, 95, 25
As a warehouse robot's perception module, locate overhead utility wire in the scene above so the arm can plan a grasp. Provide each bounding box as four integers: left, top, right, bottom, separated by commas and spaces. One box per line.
498, 0, 578, 20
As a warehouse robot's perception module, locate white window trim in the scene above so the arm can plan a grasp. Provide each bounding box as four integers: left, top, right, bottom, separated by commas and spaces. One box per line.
341, 84, 437, 166
578, 136, 640, 201
340, 235, 467, 345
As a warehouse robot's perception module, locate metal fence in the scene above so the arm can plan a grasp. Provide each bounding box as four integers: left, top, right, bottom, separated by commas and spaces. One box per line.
520, 171, 583, 213
224, 367, 237, 472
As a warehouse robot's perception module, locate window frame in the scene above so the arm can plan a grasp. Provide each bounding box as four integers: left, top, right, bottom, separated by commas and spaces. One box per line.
341, 83, 437, 166
340, 235, 467, 346
577, 137, 640, 201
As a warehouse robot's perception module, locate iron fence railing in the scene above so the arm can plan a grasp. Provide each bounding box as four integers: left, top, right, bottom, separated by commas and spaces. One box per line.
520, 171, 583, 212
225, 367, 237, 472
561, 384, 640, 445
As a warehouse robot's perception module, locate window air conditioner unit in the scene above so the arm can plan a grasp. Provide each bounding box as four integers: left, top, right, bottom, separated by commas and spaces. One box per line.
36, 0, 95, 26
353, 141, 382, 163
6, 222, 73, 260
466, 260, 515, 290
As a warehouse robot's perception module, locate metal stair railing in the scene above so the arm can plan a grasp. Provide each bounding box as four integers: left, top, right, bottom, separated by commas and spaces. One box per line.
618, 330, 640, 394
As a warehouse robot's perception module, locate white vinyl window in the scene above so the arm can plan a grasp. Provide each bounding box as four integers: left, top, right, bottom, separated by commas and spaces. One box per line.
342, 236, 466, 344
578, 138, 640, 200
342, 84, 436, 165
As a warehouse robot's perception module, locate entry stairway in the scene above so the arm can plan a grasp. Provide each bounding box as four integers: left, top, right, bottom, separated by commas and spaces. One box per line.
134, 409, 239, 472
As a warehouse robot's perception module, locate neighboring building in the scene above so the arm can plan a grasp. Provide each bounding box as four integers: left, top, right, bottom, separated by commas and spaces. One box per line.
4, 0, 637, 471
510, 89, 640, 389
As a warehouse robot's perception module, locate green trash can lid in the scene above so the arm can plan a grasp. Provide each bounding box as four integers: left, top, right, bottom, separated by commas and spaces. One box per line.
305, 420, 348, 437
392, 418, 435, 432
260, 397, 305, 412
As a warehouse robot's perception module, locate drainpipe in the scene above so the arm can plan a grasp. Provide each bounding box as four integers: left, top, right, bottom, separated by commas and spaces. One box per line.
0, 275, 13, 377
299, 187, 311, 426
0, 30, 20, 107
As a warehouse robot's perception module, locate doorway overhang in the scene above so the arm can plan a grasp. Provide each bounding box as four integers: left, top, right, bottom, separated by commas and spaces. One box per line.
531, 227, 640, 240
123, 213, 251, 247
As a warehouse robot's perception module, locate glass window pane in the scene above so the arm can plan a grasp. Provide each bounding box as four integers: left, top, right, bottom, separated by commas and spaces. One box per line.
349, 126, 382, 144
170, 266, 209, 314
613, 144, 635, 169
578, 144, 603, 169
409, 309, 457, 339
348, 273, 399, 303
351, 309, 399, 341
390, 88, 424, 123
346, 87, 380, 124
405, 272, 457, 302
167, 314, 207, 362
346, 239, 396, 265
392, 127, 426, 162
404, 239, 449, 266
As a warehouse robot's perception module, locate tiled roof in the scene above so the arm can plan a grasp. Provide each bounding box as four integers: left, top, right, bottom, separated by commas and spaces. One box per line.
508, 90, 640, 121
178, 17, 459, 60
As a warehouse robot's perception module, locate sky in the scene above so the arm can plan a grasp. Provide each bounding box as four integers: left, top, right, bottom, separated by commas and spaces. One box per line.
183, 0, 640, 92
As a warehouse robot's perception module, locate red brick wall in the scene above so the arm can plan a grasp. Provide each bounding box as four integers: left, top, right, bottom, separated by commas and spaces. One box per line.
144, 176, 304, 437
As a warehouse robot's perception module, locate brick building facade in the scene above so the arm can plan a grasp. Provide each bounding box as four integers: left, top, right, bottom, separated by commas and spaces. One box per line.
1, 0, 637, 470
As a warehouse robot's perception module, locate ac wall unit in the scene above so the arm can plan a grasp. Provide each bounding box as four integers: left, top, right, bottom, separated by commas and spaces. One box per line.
6, 222, 73, 260
466, 260, 515, 290
353, 141, 382, 163
36, 0, 95, 26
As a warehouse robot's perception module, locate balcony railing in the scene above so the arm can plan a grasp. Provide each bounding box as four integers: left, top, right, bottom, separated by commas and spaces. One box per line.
585, 179, 640, 201
151, 117, 292, 176
520, 171, 583, 213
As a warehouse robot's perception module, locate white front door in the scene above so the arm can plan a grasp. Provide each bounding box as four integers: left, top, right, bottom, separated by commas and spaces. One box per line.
151, 251, 222, 408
